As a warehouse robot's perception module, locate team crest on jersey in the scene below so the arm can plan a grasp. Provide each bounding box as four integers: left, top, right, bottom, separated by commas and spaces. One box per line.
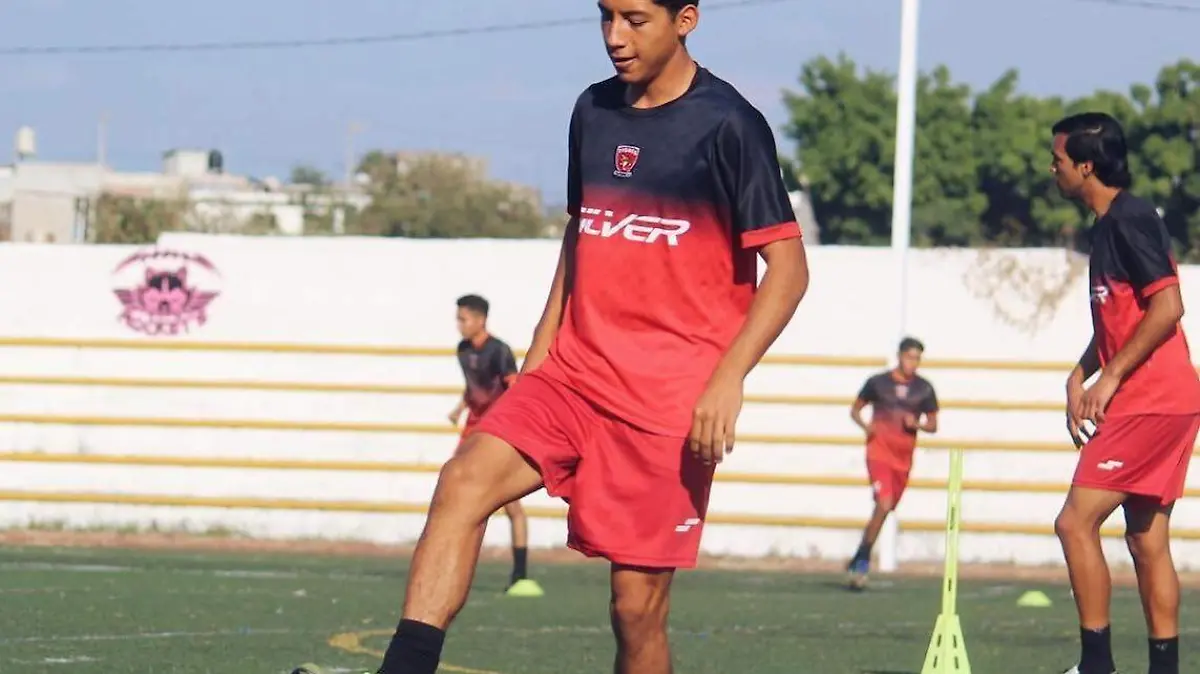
467, 354, 479, 369
613, 145, 641, 178
895, 384, 909, 399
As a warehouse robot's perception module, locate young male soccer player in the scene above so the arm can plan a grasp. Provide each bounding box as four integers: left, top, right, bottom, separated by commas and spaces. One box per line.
447, 294, 542, 597
845, 336, 939, 589
1050, 112, 1200, 674
371, 1, 810, 672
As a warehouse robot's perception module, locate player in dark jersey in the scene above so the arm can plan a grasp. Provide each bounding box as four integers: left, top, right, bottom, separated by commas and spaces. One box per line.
370, 2, 810, 672
1049, 112, 1200, 674
448, 294, 543, 598
845, 337, 938, 590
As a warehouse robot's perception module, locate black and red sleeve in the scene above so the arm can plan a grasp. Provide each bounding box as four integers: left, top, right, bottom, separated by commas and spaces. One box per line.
1114, 212, 1179, 299
918, 385, 939, 415
713, 107, 802, 249
565, 96, 584, 218
498, 343, 519, 388
856, 376, 879, 404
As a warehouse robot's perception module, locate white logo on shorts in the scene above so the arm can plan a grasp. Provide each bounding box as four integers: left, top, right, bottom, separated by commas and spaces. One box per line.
1097, 460, 1124, 471
674, 518, 702, 533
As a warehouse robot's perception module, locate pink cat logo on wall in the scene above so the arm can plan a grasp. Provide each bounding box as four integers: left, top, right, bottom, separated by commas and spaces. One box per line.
112, 248, 221, 336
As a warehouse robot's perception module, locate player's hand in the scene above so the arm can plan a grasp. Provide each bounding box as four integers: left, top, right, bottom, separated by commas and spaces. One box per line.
902, 413, 918, 431
689, 373, 744, 466
1079, 372, 1119, 427
1065, 377, 1088, 449
447, 406, 463, 425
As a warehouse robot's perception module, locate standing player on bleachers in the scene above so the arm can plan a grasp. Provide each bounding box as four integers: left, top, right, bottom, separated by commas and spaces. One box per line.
845, 336, 939, 590
448, 294, 542, 597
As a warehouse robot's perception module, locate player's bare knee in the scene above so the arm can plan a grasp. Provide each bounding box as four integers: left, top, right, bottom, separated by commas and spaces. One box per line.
430, 454, 500, 519
1054, 508, 1084, 542
610, 571, 672, 638
875, 498, 895, 514
1126, 529, 1169, 566
610, 591, 669, 639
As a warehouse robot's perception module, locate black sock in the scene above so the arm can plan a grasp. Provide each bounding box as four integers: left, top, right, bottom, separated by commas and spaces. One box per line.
512, 547, 528, 582
852, 542, 872, 564
377, 619, 445, 674
1148, 635, 1179, 674
1079, 626, 1115, 674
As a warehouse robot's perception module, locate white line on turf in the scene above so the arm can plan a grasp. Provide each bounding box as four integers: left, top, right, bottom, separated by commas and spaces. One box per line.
0, 627, 303, 646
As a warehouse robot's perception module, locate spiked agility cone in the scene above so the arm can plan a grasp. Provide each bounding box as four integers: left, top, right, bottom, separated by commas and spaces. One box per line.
920, 448, 971, 673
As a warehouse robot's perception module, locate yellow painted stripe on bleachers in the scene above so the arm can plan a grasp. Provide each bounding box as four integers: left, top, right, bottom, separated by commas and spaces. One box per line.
0, 336, 1120, 371
0, 488, 1172, 539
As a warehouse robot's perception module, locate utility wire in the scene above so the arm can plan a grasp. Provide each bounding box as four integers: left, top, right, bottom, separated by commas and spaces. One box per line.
1072, 0, 1200, 12
0, 0, 797, 57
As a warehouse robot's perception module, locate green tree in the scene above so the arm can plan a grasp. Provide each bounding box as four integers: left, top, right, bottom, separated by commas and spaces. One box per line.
781, 56, 1200, 257
289, 165, 330, 187
349, 151, 551, 238
89, 193, 189, 244
782, 54, 898, 245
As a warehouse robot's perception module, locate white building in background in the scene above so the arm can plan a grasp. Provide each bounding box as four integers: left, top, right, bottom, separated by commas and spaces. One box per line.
790, 189, 821, 244
0, 130, 369, 243
0, 128, 822, 244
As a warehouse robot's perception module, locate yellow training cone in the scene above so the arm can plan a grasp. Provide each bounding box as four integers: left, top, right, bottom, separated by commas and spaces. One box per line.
1017, 590, 1052, 608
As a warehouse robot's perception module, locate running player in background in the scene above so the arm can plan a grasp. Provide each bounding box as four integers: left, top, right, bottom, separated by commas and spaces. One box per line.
449, 294, 542, 598
372, 1, 810, 672
845, 336, 939, 590
1050, 112, 1200, 674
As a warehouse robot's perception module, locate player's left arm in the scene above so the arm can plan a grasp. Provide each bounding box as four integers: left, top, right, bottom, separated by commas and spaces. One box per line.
1099, 214, 1185, 382
711, 109, 809, 381
917, 388, 939, 434
689, 108, 810, 465
500, 344, 520, 390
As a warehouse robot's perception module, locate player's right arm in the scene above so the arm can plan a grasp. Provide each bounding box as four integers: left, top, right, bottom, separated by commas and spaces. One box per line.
521, 224, 575, 375
521, 95, 583, 375
1065, 336, 1098, 444
1067, 336, 1100, 389
448, 396, 466, 425
850, 378, 876, 436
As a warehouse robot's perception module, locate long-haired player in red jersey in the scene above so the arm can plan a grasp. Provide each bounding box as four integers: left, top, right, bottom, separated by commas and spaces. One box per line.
370, 1, 811, 672
1050, 112, 1200, 674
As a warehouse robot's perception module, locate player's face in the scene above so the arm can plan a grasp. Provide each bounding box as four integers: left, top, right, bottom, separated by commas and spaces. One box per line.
599, 0, 697, 85
898, 347, 922, 378
456, 307, 485, 340
1050, 133, 1087, 199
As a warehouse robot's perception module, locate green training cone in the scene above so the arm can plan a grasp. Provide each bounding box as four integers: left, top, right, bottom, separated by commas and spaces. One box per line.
505, 579, 545, 597
1017, 590, 1052, 608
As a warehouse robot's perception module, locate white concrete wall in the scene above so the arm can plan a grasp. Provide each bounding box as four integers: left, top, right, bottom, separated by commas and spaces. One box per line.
2, 233, 1199, 569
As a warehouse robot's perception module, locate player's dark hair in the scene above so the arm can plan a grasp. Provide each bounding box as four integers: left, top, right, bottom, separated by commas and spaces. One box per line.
456, 294, 489, 317
653, 0, 697, 16
898, 337, 924, 354
1051, 112, 1132, 189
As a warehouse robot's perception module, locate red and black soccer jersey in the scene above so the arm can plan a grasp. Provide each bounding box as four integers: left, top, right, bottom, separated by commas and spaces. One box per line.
1088, 191, 1200, 416
457, 335, 519, 416
535, 66, 803, 436
857, 371, 939, 439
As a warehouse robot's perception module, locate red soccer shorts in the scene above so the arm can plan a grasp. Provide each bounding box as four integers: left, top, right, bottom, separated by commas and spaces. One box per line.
867, 459, 910, 505
473, 371, 716, 569
1072, 413, 1200, 505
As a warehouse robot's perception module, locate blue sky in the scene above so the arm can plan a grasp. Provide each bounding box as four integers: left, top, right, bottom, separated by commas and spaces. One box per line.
2, 0, 1195, 206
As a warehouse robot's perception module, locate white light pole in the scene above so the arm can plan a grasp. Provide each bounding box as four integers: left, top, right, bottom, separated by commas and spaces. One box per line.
878, 0, 920, 575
